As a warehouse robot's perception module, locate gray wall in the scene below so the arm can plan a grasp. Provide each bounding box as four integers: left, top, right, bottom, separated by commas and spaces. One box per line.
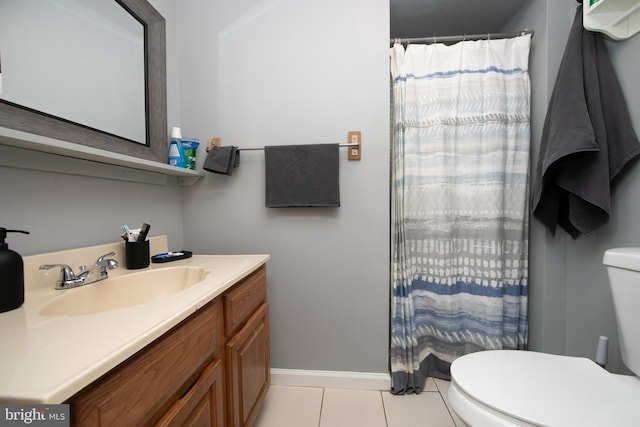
507, 0, 640, 374
177, 0, 391, 373
504, 0, 571, 358
3, 0, 639, 377
565, 30, 640, 375
0, 0, 390, 375
0, 0, 186, 256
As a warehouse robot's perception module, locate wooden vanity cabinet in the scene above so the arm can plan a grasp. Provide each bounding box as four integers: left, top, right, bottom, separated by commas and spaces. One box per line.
223, 266, 270, 427
66, 264, 269, 427
68, 299, 224, 427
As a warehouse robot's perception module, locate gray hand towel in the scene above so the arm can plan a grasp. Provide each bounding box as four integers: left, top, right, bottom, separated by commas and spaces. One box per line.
265, 144, 340, 208
203, 145, 240, 175
532, 6, 640, 238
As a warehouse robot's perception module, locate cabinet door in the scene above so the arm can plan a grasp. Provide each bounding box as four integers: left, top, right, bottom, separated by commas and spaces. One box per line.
226, 303, 270, 427
155, 357, 225, 427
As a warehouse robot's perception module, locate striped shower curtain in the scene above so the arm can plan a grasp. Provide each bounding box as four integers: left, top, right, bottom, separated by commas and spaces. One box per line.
389, 35, 531, 394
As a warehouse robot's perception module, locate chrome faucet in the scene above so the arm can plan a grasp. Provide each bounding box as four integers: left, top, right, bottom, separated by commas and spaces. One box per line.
40, 252, 119, 290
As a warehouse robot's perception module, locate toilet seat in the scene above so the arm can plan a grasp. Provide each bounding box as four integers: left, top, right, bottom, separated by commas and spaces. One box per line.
448, 350, 640, 427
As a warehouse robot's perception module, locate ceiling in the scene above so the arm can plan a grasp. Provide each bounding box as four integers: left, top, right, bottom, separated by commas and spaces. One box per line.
390, 0, 529, 39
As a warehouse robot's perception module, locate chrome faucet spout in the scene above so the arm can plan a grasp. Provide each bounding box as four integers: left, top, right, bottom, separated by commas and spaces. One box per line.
40, 252, 119, 290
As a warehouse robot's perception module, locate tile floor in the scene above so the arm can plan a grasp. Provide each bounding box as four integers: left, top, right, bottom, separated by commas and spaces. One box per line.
254, 378, 465, 427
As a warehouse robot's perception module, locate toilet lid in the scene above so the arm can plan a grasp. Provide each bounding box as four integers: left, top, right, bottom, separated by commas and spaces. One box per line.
450, 350, 640, 426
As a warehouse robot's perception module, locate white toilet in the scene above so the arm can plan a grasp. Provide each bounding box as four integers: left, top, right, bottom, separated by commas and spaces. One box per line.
448, 248, 640, 426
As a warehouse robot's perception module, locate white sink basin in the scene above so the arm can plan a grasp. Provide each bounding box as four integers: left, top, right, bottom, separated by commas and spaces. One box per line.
39, 266, 208, 316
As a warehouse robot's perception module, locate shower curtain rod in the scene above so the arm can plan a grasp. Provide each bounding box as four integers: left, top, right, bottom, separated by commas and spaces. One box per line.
390, 30, 534, 45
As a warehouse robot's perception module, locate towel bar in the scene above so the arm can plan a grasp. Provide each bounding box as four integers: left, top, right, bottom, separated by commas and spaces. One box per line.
232, 142, 359, 152
205, 133, 362, 161
205, 142, 359, 152
206, 130, 362, 160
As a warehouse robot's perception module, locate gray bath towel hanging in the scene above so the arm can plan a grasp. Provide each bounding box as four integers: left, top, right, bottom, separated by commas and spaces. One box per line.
532, 6, 640, 238
264, 144, 340, 208
203, 145, 240, 175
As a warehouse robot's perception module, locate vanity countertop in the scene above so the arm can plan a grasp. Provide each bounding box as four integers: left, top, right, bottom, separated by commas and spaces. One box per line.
0, 251, 269, 404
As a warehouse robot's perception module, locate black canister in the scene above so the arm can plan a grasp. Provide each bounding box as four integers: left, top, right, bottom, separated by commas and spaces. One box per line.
125, 240, 150, 269
0, 228, 30, 313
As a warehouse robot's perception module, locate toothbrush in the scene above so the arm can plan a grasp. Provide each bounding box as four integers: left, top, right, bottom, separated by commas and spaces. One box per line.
121, 225, 134, 242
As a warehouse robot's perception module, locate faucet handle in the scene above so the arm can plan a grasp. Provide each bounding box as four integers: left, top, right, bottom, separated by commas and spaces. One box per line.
39, 263, 77, 281
39, 264, 85, 289
96, 252, 116, 265
95, 252, 118, 272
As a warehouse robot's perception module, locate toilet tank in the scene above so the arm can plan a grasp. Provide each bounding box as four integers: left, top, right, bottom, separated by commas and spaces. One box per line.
603, 248, 640, 375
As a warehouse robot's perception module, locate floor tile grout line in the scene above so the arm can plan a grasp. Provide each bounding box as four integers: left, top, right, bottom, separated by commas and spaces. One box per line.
317, 387, 325, 427
437, 390, 458, 426
379, 390, 389, 427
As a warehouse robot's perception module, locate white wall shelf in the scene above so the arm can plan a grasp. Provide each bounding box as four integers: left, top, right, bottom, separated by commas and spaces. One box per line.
584, 0, 640, 40
0, 127, 203, 186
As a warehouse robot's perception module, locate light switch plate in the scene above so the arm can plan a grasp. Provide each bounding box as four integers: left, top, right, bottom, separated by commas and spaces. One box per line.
348, 131, 361, 160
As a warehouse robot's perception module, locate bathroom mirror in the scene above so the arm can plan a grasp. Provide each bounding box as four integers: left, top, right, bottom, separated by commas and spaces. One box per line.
0, 0, 167, 163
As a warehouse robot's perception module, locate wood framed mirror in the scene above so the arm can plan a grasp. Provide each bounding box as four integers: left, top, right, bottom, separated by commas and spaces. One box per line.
0, 0, 167, 163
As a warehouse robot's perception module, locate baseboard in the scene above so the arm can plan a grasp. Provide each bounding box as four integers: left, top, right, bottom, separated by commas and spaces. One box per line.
270, 368, 391, 391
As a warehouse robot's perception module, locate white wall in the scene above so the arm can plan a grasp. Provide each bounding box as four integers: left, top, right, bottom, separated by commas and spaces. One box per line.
177, 0, 391, 373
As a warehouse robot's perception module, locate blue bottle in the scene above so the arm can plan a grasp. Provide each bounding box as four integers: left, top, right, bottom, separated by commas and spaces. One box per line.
168, 127, 187, 167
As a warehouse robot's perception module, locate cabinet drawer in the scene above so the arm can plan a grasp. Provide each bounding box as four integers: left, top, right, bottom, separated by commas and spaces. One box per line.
223, 266, 266, 338
69, 300, 223, 427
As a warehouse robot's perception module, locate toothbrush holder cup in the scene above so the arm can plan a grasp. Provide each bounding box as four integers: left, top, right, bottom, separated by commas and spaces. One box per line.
125, 240, 150, 269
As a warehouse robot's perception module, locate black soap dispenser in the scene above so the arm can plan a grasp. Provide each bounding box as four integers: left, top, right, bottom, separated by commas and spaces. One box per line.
0, 228, 30, 313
